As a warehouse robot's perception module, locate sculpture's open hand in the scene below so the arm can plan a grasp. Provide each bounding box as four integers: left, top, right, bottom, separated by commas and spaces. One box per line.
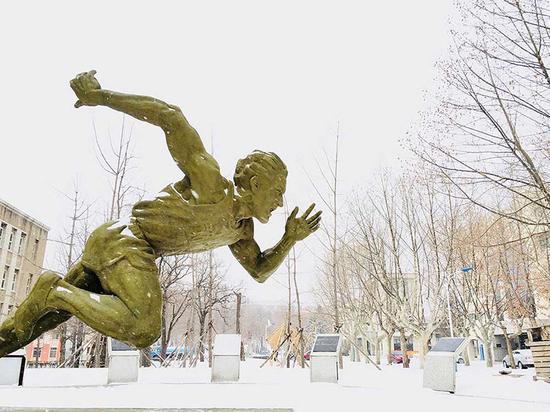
70, 70, 102, 108
285, 204, 322, 242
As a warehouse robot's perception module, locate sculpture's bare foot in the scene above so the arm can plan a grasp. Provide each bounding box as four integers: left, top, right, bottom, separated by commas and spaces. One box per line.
14, 272, 62, 342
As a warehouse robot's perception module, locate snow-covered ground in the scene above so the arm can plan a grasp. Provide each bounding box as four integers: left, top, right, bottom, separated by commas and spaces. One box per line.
0, 359, 548, 411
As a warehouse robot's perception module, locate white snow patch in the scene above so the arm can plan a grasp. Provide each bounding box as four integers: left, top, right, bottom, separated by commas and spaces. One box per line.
89, 293, 101, 303
157, 191, 171, 199
55, 286, 72, 294
0, 359, 548, 411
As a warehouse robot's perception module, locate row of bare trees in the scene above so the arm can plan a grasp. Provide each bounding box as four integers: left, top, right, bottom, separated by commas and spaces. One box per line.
314, 0, 550, 369
315, 170, 548, 368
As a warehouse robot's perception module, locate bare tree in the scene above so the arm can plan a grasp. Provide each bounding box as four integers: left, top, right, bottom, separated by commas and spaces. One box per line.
415, 0, 550, 230
189, 252, 237, 363
88, 116, 142, 367
307, 123, 345, 368
49, 183, 92, 367
157, 255, 193, 360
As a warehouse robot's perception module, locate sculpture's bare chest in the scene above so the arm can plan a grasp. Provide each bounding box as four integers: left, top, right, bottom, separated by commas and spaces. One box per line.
131, 181, 243, 255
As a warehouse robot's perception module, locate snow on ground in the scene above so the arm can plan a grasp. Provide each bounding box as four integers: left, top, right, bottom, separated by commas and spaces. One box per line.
0, 359, 548, 411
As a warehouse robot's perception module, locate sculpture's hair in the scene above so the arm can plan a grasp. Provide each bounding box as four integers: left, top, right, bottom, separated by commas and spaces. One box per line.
234, 150, 288, 190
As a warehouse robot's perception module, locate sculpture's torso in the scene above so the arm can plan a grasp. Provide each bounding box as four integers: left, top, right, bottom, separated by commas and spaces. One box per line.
129, 179, 244, 256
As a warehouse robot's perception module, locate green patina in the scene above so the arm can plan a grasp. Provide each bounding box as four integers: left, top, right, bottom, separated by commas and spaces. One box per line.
0, 71, 321, 356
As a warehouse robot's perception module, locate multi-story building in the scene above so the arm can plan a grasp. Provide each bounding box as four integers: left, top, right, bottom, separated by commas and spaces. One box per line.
0, 198, 49, 323
25, 332, 61, 367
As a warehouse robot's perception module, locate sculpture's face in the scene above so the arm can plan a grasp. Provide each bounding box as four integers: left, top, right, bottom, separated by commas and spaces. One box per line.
249, 172, 286, 223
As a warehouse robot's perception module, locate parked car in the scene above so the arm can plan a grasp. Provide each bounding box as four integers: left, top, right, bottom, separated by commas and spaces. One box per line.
304, 350, 311, 361
502, 349, 534, 369
390, 351, 404, 364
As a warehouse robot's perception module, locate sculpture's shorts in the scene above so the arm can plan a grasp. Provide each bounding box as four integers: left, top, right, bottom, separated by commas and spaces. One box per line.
81, 219, 157, 276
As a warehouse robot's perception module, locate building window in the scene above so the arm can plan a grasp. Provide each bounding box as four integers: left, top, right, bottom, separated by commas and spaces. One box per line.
7, 228, 16, 251
0, 222, 6, 245
32, 239, 39, 260
26, 274, 34, 294
18, 233, 26, 255
32, 347, 41, 358
11, 269, 19, 292
49, 347, 57, 358
1, 266, 8, 289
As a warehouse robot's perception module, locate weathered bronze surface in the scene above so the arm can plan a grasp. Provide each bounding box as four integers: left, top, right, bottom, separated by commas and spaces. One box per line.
0, 71, 321, 356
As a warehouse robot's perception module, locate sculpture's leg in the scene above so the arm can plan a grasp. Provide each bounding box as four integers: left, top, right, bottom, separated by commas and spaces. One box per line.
24, 258, 161, 349
0, 263, 102, 358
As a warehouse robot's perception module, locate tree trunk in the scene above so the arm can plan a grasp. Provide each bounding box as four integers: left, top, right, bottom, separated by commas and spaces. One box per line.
463, 342, 471, 366
386, 333, 393, 365
399, 329, 410, 368
198, 319, 205, 363
34, 336, 40, 367
140, 347, 152, 367
207, 251, 214, 368
482, 337, 494, 367
72, 322, 85, 368
235, 292, 245, 361
58, 324, 66, 367
501, 325, 516, 369
375, 337, 381, 365
418, 334, 430, 369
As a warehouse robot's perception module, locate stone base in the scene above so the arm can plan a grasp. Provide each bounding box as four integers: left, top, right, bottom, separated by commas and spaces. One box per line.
0, 355, 25, 386
423, 352, 456, 392
310, 356, 338, 383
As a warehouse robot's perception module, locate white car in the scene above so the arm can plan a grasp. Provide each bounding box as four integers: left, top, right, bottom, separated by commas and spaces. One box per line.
502, 349, 534, 369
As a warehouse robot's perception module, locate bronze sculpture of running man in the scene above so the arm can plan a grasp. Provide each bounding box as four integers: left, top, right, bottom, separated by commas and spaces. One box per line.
0, 70, 321, 356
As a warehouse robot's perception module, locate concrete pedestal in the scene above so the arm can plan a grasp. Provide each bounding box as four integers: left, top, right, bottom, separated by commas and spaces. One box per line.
310, 355, 338, 383
107, 338, 139, 384
309, 334, 341, 384
423, 352, 456, 393
211, 334, 241, 383
212, 355, 241, 382
107, 352, 139, 384
0, 355, 25, 386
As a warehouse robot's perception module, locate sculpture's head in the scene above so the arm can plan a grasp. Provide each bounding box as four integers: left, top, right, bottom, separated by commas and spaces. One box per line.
234, 150, 288, 223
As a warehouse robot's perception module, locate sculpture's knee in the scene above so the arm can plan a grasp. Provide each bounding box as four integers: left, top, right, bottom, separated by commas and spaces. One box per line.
129, 316, 161, 348
132, 327, 160, 348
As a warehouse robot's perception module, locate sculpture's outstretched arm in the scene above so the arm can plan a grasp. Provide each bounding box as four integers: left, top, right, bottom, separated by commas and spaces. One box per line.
70, 71, 225, 198
229, 205, 321, 283
229, 231, 296, 283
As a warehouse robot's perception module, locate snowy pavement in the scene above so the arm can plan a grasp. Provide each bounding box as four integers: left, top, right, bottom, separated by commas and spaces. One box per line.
0, 359, 548, 411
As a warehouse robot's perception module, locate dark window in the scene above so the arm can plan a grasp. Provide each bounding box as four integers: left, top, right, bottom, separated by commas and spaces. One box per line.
32, 239, 39, 260
0, 222, 6, 244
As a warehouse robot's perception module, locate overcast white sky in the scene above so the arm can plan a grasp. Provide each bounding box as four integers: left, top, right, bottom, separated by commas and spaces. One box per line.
0, 0, 454, 305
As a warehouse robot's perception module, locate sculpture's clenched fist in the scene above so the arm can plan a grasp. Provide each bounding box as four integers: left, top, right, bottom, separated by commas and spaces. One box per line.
70, 70, 102, 108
